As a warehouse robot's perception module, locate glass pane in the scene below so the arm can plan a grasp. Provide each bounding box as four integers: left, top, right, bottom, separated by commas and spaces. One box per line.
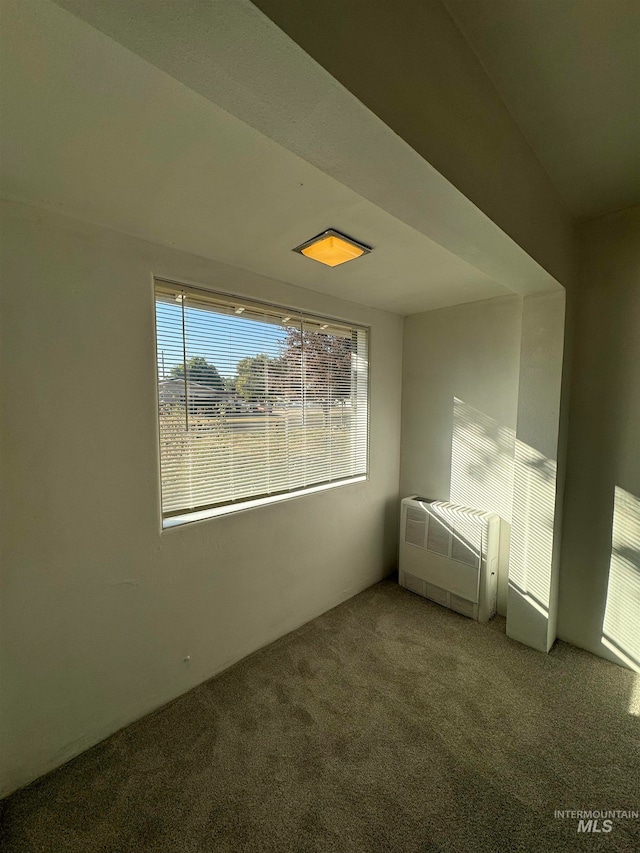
155, 284, 368, 516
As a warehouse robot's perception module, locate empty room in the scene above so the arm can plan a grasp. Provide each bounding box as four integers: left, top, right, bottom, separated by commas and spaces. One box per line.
1, 1, 639, 851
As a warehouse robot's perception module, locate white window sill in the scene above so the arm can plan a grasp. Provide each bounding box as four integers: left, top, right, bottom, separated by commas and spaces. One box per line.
162, 476, 367, 529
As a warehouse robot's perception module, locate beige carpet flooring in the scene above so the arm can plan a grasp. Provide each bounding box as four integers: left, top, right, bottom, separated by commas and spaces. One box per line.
1, 579, 639, 852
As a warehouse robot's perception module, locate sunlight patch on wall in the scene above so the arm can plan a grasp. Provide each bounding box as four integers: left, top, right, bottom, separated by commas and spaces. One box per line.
602, 487, 640, 672
450, 398, 516, 522
628, 676, 640, 715
509, 439, 557, 611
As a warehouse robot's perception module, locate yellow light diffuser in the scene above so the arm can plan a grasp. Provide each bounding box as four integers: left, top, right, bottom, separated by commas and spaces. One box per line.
294, 229, 371, 267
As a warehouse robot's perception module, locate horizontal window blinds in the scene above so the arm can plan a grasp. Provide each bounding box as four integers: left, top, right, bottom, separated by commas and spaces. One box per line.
155, 281, 369, 517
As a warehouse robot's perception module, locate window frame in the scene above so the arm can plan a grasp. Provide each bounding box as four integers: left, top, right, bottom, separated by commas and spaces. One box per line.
153, 278, 371, 528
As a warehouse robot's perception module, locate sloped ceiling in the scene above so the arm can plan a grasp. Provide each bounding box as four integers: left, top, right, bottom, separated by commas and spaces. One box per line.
444, 0, 640, 219
1, 0, 562, 315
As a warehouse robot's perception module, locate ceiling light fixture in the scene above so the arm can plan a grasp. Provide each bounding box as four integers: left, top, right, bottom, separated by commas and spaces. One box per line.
234, 307, 245, 314
293, 229, 371, 268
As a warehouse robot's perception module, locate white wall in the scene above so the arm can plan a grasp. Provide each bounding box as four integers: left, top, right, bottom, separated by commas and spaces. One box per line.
0, 200, 403, 796
400, 296, 523, 614
507, 292, 566, 652
558, 206, 640, 669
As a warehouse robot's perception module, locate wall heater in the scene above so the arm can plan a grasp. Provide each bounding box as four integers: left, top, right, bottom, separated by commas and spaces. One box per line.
399, 496, 499, 622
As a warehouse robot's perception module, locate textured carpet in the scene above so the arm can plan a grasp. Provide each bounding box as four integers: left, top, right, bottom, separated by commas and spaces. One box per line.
2, 579, 639, 852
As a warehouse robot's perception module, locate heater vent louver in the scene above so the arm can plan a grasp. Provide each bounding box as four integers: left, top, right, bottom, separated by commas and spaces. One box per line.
399, 497, 500, 622
401, 572, 425, 596
425, 583, 449, 607
404, 507, 426, 547
450, 594, 476, 618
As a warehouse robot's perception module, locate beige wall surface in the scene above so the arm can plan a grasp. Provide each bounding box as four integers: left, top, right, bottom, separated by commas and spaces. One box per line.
558, 206, 640, 670
400, 296, 523, 614
0, 200, 403, 796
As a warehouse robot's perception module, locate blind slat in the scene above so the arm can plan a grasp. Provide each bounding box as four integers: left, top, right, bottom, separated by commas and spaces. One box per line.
155, 281, 369, 517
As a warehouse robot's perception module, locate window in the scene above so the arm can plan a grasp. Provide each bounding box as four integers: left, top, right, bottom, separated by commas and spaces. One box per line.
154, 280, 369, 525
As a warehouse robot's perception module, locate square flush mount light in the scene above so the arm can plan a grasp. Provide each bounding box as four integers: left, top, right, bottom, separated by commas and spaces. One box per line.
293, 229, 371, 268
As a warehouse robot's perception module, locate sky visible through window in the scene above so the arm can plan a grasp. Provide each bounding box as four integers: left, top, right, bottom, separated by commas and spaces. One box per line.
156, 301, 286, 381
154, 287, 369, 518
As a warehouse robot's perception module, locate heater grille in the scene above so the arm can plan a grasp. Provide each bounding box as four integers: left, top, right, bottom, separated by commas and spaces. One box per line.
399, 497, 499, 622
